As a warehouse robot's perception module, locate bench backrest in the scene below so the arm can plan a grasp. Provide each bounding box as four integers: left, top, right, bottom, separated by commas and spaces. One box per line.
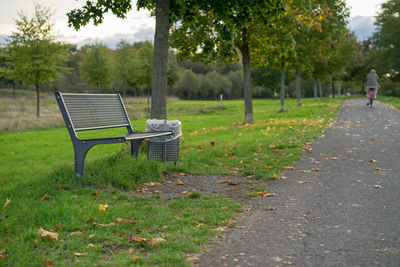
55, 92, 134, 137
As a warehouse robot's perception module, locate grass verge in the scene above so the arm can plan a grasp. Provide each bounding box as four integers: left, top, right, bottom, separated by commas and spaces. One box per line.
378, 96, 400, 110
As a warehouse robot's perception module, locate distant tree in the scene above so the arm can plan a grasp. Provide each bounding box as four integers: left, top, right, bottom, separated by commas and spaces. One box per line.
176, 69, 201, 99
4, 4, 69, 117
80, 44, 115, 91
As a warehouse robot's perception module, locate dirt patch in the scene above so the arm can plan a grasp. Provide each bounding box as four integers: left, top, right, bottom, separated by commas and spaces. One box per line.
135, 172, 264, 202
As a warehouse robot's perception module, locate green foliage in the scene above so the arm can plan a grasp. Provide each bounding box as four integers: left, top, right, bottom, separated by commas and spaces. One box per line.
80, 44, 115, 91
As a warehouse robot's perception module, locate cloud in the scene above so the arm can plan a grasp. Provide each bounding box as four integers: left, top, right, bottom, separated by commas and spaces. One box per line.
348, 16, 376, 41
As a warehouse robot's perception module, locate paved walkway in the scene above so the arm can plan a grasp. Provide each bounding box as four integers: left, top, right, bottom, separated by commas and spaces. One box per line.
197, 99, 400, 266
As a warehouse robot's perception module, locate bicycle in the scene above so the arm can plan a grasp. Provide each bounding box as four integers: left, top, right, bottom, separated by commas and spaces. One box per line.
367, 88, 375, 108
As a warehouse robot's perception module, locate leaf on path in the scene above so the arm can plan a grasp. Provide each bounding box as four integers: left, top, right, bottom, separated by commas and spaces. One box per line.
328, 157, 339, 160
312, 168, 321, 172
284, 166, 294, 170
3, 198, 11, 208
375, 168, 382, 171
98, 203, 108, 211
179, 172, 186, 176
353, 180, 362, 183
42, 260, 54, 266
369, 137, 377, 141
369, 159, 378, 163
297, 170, 310, 173
215, 227, 228, 232
38, 228, 58, 240
182, 191, 189, 194
177, 178, 184, 185
258, 192, 276, 197
264, 204, 276, 210
297, 181, 308, 184
373, 185, 382, 188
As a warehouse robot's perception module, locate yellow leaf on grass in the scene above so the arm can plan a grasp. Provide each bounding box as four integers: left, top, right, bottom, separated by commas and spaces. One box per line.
88, 243, 94, 247
177, 178, 184, 185
215, 227, 228, 232
38, 228, 58, 240
57, 184, 66, 188
3, 198, 10, 208
73, 252, 87, 256
131, 237, 148, 242
115, 218, 123, 222
98, 203, 108, 211
40, 194, 49, 200
149, 237, 166, 247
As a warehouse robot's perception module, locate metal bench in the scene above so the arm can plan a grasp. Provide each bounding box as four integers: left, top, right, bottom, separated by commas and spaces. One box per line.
55, 92, 173, 176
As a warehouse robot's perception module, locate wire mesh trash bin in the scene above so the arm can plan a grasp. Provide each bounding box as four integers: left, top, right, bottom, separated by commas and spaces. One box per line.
145, 120, 182, 165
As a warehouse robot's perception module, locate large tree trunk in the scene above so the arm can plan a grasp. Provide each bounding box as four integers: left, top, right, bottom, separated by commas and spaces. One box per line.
313, 78, 318, 101
295, 67, 302, 106
239, 33, 253, 123
280, 60, 285, 112
318, 78, 323, 100
35, 81, 40, 118
150, 0, 170, 120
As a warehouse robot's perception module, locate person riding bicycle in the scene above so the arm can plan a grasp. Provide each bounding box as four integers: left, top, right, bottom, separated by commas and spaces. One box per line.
364, 69, 380, 105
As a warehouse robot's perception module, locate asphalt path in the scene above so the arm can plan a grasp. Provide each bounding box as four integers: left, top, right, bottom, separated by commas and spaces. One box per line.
197, 98, 400, 267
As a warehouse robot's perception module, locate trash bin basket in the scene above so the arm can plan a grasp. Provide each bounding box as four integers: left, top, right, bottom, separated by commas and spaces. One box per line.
145, 120, 182, 164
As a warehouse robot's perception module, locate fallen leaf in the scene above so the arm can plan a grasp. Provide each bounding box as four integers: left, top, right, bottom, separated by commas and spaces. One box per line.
312, 168, 321, 172
375, 167, 382, 171
182, 191, 189, 194
211, 141, 215, 146
284, 166, 294, 170
257, 191, 266, 196
42, 260, 54, 266
149, 237, 166, 247
98, 203, 108, 211
73, 253, 87, 256
92, 192, 98, 197
221, 207, 228, 210
264, 193, 277, 197
217, 180, 232, 184
199, 145, 205, 149
297, 181, 308, 184
227, 181, 240, 186
94, 222, 116, 227
38, 228, 58, 240
177, 178, 184, 185
2, 198, 11, 208
128, 248, 134, 254
353, 180, 362, 183
131, 237, 148, 242
57, 184, 66, 188
370, 137, 377, 141
115, 218, 123, 222
329, 157, 339, 160
88, 243, 94, 247
373, 185, 382, 188
263, 204, 276, 211
179, 172, 186, 176
297, 170, 311, 173
69, 231, 82, 236
215, 227, 228, 232
369, 159, 378, 163
40, 194, 49, 200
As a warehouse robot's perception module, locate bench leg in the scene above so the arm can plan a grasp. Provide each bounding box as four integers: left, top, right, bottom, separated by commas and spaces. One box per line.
131, 139, 144, 157
73, 143, 93, 177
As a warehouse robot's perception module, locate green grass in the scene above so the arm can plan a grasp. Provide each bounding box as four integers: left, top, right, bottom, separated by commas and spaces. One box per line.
378, 96, 400, 110
0, 96, 345, 266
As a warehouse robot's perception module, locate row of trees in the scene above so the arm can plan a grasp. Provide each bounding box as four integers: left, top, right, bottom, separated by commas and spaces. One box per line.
0, 1, 363, 120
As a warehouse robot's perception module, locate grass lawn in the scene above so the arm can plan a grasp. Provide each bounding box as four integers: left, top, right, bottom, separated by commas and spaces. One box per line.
378, 96, 400, 110
0, 94, 345, 266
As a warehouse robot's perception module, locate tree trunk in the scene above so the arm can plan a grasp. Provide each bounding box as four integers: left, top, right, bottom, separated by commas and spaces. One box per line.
150, 0, 170, 120
239, 33, 253, 123
325, 82, 329, 98
12, 82, 16, 99
36, 81, 40, 118
318, 78, 323, 100
332, 82, 335, 98
295, 68, 302, 106
313, 78, 318, 101
280, 60, 285, 112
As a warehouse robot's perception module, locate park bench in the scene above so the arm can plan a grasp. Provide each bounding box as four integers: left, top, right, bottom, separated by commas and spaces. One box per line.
55, 92, 173, 176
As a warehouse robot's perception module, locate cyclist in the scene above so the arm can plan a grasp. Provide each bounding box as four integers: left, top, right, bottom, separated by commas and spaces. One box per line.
364, 69, 380, 105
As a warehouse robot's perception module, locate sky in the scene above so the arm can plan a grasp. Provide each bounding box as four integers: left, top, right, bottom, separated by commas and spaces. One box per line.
0, 0, 389, 46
